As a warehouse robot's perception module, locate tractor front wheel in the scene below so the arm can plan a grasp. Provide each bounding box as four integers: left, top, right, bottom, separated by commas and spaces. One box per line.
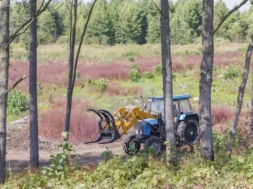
122, 134, 141, 155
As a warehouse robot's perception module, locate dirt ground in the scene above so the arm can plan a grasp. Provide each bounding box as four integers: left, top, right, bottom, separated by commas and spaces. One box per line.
6, 116, 123, 173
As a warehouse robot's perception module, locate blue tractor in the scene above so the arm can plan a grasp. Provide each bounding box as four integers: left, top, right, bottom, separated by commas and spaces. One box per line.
122, 94, 199, 155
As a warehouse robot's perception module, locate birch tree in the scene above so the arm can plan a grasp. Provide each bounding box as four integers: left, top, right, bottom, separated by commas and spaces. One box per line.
0, 0, 10, 183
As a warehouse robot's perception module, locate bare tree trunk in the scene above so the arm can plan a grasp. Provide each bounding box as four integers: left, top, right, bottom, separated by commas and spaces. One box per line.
29, 0, 39, 168
227, 35, 253, 151
64, 0, 77, 134
199, 0, 214, 161
64, 0, 97, 135
0, 0, 9, 183
160, 0, 177, 165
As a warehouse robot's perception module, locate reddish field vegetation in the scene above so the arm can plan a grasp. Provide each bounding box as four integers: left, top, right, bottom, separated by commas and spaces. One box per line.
39, 97, 99, 143
211, 106, 233, 125
9, 52, 243, 92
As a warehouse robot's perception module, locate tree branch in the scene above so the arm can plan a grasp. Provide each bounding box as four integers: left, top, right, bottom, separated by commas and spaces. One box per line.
0, 76, 27, 98
151, 0, 161, 14
6, 0, 52, 48
71, 0, 98, 90
213, 0, 249, 34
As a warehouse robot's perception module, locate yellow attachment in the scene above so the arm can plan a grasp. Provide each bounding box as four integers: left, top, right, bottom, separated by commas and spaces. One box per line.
112, 107, 156, 136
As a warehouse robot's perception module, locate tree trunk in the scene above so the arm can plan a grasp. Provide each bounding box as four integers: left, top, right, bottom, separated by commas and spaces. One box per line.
199, 0, 214, 161
0, 0, 9, 183
160, 0, 177, 165
227, 34, 253, 151
64, 0, 77, 134
29, 0, 39, 168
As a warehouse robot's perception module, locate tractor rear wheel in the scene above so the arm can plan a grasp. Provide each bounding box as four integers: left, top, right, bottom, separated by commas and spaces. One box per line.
144, 136, 163, 155
177, 119, 199, 145
122, 134, 140, 155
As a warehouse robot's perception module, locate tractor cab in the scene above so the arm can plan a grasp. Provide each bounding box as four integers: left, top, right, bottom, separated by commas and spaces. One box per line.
146, 94, 195, 119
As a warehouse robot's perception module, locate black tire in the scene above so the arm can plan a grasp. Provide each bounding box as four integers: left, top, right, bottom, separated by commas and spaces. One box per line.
122, 135, 140, 155
177, 119, 199, 145
144, 136, 163, 155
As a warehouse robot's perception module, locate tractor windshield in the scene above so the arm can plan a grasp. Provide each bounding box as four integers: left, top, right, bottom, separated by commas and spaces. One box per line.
150, 99, 164, 113
179, 99, 192, 113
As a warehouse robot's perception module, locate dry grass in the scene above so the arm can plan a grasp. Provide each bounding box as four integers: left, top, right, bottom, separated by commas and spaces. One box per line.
39, 97, 99, 144
212, 106, 233, 125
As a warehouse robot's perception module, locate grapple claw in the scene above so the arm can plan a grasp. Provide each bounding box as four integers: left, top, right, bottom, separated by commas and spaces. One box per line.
84, 109, 121, 144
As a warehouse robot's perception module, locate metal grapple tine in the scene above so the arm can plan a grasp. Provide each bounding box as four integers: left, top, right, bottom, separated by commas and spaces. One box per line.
84, 109, 104, 144
83, 134, 102, 144
98, 110, 121, 143
98, 110, 117, 130
99, 136, 119, 144
86, 108, 103, 121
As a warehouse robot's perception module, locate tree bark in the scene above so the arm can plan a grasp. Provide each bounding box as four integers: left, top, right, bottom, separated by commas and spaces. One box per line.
160, 0, 177, 165
0, 0, 9, 183
199, 0, 214, 161
29, 0, 39, 168
64, 0, 77, 134
227, 35, 253, 151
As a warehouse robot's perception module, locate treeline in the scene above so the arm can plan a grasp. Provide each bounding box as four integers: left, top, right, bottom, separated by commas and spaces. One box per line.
10, 0, 253, 46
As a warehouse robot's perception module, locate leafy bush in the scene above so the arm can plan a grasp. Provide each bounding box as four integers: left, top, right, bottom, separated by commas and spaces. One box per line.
42, 132, 79, 180
154, 64, 162, 76
129, 64, 140, 82
123, 51, 135, 62
142, 71, 154, 79
7, 90, 28, 116
96, 78, 107, 93
224, 66, 241, 80
87, 78, 107, 93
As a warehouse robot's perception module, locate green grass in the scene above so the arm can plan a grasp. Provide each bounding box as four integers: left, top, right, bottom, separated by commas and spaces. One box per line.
10, 42, 248, 62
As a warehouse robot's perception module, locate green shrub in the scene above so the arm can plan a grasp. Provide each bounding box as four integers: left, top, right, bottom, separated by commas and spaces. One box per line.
130, 64, 140, 82
224, 66, 241, 80
96, 78, 107, 93
123, 51, 135, 62
7, 90, 28, 116
142, 71, 154, 79
87, 78, 107, 93
42, 132, 78, 181
87, 78, 96, 86
154, 64, 162, 76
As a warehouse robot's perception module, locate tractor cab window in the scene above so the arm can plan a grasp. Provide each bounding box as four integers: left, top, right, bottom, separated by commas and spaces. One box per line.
179, 99, 192, 113
150, 99, 164, 113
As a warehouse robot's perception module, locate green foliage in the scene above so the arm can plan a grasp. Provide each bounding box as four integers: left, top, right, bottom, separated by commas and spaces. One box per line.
9, 0, 253, 46
88, 78, 107, 93
123, 51, 135, 62
97, 78, 107, 93
224, 65, 241, 80
101, 147, 113, 162
42, 132, 79, 180
129, 64, 140, 82
154, 64, 162, 76
7, 90, 29, 116
141, 71, 154, 79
